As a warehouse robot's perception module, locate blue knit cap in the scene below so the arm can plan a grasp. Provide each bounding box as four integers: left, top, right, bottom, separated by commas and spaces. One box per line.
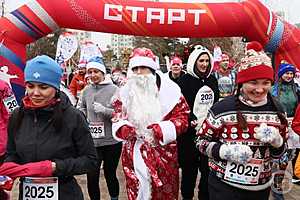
24, 55, 63, 89
278, 63, 295, 78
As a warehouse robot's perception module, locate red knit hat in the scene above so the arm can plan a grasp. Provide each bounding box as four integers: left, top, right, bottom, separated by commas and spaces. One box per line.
237, 41, 274, 84
170, 56, 182, 66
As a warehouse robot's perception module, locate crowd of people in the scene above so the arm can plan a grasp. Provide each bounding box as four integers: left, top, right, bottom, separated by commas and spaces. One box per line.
0, 40, 300, 200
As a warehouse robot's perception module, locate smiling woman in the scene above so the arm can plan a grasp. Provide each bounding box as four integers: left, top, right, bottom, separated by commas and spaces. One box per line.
195, 42, 288, 200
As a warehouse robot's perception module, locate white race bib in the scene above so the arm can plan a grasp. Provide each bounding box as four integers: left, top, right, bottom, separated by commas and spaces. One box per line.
89, 122, 105, 138
3, 95, 18, 114
23, 177, 58, 200
224, 159, 263, 185
193, 86, 214, 127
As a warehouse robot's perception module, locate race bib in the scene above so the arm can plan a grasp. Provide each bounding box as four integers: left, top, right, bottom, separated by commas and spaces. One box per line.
89, 122, 105, 138
224, 159, 263, 185
193, 86, 214, 126
23, 177, 58, 200
3, 95, 18, 114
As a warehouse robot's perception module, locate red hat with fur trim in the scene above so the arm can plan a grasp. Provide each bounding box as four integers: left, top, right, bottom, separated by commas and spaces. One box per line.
78, 60, 87, 68
237, 41, 274, 84
129, 48, 158, 71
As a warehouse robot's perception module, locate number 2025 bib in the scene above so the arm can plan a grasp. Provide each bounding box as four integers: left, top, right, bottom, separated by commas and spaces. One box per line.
23, 177, 58, 200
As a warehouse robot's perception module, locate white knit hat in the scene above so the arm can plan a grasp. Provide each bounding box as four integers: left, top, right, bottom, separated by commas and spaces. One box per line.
86, 56, 106, 74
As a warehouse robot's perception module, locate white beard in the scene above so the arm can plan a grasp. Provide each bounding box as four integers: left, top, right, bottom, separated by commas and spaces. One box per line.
124, 73, 162, 144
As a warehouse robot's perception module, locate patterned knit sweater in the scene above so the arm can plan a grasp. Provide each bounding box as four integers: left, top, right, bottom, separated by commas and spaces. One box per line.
196, 95, 288, 191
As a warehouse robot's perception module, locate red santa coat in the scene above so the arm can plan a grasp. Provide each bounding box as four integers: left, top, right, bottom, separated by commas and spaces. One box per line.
0, 80, 14, 157
292, 104, 300, 135
112, 73, 189, 200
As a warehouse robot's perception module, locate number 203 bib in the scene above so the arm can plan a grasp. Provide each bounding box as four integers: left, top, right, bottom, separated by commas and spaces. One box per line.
23, 177, 58, 200
224, 159, 263, 185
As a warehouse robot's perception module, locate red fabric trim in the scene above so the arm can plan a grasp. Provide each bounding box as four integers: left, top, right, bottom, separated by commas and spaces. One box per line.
237, 65, 274, 84
22, 96, 60, 109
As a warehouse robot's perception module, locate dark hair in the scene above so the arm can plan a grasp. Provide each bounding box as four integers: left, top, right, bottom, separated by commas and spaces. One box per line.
13, 91, 64, 135
235, 85, 288, 130
194, 52, 210, 78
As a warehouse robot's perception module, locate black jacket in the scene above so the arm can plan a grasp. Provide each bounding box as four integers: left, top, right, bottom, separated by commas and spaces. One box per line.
6, 92, 98, 200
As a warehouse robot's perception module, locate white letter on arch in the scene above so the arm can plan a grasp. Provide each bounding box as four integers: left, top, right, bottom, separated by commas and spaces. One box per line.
104, 4, 122, 21
126, 6, 145, 23
188, 9, 207, 25
147, 8, 164, 24
168, 9, 185, 24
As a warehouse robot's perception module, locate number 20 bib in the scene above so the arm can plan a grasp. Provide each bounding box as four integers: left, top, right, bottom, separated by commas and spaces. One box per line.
224, 159, 263, 185
23, 177, 58, 200
3, 95, 18, 114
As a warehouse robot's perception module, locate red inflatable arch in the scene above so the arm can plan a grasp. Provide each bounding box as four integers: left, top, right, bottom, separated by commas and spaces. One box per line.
1, 0, 300, 100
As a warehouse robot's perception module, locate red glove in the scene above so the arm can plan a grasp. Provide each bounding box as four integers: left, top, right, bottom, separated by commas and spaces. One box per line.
117, 125, 136, 140
147, 124, 163, 143
20, 160, 53, 177
0, 161, 52, 179
0, 176, 13, 191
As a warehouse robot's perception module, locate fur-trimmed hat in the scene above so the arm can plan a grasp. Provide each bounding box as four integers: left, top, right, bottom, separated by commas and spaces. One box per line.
278, 63, 295, 78
25, 55, 63, 90
237, 41, 273, 84
129, 48, 158, 71
77, 60, 87, 68
86, 56, 106, 74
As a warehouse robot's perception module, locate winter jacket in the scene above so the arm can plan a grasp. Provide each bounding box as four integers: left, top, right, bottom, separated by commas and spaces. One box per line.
5, 92, 98, 200
292, 104, 300, 134
80, 79, 119, 147
167, 70, 186, 85
0, 80, 15, 157
69, 73, 86, 98
271, 80, 300, 117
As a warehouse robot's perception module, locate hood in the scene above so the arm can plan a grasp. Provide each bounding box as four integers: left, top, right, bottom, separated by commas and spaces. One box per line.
186, 45, 214, 78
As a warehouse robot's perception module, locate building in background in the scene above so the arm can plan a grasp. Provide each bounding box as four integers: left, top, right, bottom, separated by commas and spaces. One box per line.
70, 30, 92, 42
111, 34, 135, 58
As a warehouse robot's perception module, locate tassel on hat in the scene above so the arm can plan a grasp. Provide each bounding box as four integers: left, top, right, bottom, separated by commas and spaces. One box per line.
237, 41, 274, 84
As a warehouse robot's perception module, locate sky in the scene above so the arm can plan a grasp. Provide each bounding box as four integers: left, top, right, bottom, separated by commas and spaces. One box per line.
4, 0, 300, 50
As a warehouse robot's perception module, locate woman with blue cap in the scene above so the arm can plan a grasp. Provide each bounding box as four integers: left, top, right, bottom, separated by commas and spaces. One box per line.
4, 55, 98, 200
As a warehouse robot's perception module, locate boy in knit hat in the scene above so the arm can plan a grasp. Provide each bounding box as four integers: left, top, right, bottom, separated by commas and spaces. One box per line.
196, 41, 288, 200
111, 47, 190, 200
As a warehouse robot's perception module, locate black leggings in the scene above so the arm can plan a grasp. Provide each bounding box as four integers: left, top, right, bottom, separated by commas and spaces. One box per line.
208, 174, 270, 200
87, 143, 122, 200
